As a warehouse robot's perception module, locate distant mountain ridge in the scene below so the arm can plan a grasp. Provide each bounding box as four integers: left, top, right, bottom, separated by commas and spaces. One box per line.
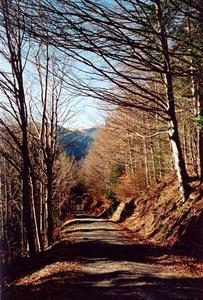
59, 127, 97, 160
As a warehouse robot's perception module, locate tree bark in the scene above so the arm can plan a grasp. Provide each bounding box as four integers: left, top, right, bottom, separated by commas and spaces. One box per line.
22, 150, 36, 256
155, 0, 189, 201
143, 137, 149, 187
198, 77, 203, 183
196, 0, 203, 185
47, 163, 54, 245
30, 176, 43, 251
166, 69, 189, 200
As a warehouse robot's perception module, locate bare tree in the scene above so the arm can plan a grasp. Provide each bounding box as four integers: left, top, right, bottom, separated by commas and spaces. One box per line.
29, 42, 75, 244
0, 0, 36, 255
21, 0, 203, 200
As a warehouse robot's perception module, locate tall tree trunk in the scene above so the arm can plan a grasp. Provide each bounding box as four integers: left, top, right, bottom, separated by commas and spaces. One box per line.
197, 1, 203, 181
22, 137, 36, 256
155, 0, 189, 201
166, 67, 189, 200
0, 164, 3, 240
47, 163, 54, 245
30, 176, 43, 251
149, 142, 156, 182
3, 164, 10, 261
22, 163, 36, 256
198, 77, 203, 183
39, 181, 44, 240
155, 115, 163, 181
168, 115, 189, 200
143, 137, 149, 187
126, 128, 135, 178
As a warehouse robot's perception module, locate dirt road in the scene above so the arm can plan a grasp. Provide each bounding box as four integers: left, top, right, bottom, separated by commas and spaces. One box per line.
3, 218, 203, 299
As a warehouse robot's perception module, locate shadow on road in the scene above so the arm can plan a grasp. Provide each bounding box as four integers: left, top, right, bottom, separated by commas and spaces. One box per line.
2, 221, 203, 300
3, 266, 203, 300
2, 240, 163, 282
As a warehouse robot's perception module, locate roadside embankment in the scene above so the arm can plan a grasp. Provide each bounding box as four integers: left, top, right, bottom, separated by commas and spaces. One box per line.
106, 178, 203, 258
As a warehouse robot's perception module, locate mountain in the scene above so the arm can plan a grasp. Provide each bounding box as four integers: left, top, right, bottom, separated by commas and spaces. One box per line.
59, 127, 97, 160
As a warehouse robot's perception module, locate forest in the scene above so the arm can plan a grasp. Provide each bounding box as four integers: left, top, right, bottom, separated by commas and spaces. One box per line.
0, 0, 202, 289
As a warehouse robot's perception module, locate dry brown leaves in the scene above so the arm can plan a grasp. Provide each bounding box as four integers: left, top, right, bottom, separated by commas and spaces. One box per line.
152, 255, 203, 278
15, 261, 82, 286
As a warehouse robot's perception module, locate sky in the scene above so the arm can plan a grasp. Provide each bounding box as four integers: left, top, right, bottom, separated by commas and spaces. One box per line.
0, 30, 110, 131
60, 52, 111, 129
68, 97, 106, 129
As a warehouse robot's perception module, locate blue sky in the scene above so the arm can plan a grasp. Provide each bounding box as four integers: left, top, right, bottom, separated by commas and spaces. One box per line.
0, 36, 109, 130
69, 97, 106, 129
62, 52, 112, 129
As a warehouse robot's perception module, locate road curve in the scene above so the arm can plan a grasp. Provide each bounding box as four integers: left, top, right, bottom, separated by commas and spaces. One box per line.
4, 218, 203, 300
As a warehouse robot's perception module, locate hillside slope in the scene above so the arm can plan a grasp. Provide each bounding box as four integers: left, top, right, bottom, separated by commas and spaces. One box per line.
59, 127, 96, 160
107, 179, 203, 258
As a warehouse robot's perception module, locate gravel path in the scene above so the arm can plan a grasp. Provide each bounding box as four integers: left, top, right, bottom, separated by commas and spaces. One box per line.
3, 218, 203, 300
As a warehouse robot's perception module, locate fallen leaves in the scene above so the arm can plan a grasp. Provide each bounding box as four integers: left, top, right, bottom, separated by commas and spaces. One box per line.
15, 261, 82, 286
152, 255, 203, 278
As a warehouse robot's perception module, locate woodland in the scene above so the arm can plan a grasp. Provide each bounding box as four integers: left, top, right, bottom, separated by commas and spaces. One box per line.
0, 0, 202, 277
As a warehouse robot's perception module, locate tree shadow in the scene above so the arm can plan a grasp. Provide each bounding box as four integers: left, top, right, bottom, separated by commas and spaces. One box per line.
3, 268, 203, 300
2, 223, 203, 300
61, 228, 122, 234
2, 230, 165, 286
